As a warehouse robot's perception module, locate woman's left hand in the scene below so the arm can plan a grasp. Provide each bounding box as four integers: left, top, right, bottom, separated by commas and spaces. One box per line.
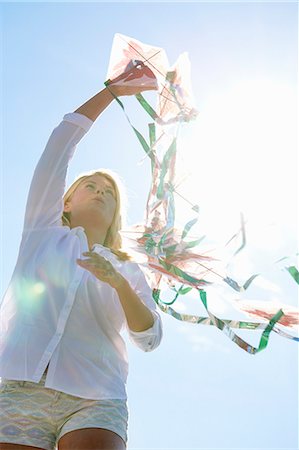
77, 252, 125, 289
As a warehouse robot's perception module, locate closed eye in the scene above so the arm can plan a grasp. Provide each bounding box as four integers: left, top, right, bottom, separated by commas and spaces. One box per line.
84, 181, 115, 197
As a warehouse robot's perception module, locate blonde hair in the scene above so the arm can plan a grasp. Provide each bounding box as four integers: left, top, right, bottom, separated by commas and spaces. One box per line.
62, 169, 130, 261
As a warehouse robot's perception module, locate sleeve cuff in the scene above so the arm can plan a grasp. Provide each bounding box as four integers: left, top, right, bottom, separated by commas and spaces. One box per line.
128, 311, 163, 352
63, 112, 94, 133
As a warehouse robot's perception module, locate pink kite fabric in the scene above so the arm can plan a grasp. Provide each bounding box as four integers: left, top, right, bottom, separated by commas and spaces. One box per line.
106, 33, 197, 124
233, 300, 299, 329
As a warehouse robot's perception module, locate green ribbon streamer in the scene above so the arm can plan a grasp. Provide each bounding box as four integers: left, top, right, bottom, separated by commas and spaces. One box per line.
157, 232, 168, 254
133, 127, 152, 159
235, 211, 246, 255
275, 253, 298, 264
184, 236, 206, 250
178, 286, 193, 295
104, 81, 155, 164
153, 285, 191, 306
286, 266, 299, 284
148, 123, 156, 174
154, 293, 297, 342
135, 93, 159, 121
144, 235, 157, 255
149, 123, 156, 147
181, 218, 198, 240
223, 274, 259, 292
199, 290, 284, 354
165, 244, 178, 257
225, 211, 246, 256
157, 138, 177, 199
158, 258, 210, 286
153, 287, 285, 354
166, 188, 176, 229
256, 309, 284, 352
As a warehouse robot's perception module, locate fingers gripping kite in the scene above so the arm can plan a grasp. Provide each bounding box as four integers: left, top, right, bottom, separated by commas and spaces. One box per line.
104, 33, 298, 354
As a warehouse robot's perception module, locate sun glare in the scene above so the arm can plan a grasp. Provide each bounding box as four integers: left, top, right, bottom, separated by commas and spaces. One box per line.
176, 79, 297, 248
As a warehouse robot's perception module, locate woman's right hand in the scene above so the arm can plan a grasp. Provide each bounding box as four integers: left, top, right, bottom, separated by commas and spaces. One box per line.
107, 62, 158, 97
74, 61, 158, 122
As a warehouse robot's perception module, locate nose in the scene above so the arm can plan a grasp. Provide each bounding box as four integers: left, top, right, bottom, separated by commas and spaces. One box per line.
96, 189, 104, 195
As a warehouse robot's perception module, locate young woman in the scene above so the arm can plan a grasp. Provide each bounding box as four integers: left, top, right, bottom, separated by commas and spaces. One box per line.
0, 65, 163, 450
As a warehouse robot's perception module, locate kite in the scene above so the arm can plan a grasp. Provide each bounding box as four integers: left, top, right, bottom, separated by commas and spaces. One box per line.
104, 33, 299, 354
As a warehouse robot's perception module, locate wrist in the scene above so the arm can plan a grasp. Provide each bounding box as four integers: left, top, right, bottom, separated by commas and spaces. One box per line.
105, 83, 121, 99
112, 273, 128, 291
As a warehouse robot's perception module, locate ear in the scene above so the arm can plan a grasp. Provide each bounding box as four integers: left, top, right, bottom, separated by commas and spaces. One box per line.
64, 201, 71, 213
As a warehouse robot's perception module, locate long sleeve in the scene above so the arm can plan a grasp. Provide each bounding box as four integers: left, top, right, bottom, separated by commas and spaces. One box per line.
23, 113, 93, 232
126, 265, 163, 352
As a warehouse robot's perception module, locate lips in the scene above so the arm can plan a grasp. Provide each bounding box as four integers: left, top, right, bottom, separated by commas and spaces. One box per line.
93, 198, 105, 205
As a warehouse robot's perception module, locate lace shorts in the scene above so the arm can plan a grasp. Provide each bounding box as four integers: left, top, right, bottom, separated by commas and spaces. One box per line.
0, 370, 128, 450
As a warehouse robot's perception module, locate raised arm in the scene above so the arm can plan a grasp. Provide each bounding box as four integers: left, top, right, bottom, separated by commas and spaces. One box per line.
22, 63, 157, 232
74, 87, 115, 122
74, 63, 158, 121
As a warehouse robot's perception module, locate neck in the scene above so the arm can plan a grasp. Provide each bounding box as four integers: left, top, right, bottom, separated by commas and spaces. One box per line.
86, 230, 106, 251
70, 219, 108, 250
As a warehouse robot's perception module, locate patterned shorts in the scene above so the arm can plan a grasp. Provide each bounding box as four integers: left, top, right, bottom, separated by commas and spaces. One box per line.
0, 370, 128, 450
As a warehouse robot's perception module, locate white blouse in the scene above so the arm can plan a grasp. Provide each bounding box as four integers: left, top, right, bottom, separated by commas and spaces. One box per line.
0, 112, 163, 400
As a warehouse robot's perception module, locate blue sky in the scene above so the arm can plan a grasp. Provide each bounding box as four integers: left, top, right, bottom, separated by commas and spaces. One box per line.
1, 2, 298, 449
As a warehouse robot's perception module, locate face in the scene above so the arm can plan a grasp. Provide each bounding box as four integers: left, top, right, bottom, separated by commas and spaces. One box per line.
64, 174, 117, 229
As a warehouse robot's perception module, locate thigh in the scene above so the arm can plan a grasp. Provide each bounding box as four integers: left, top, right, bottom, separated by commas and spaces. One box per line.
0, 379, 56, 450
56, 396, 128, 448
58, 428, 126, 450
